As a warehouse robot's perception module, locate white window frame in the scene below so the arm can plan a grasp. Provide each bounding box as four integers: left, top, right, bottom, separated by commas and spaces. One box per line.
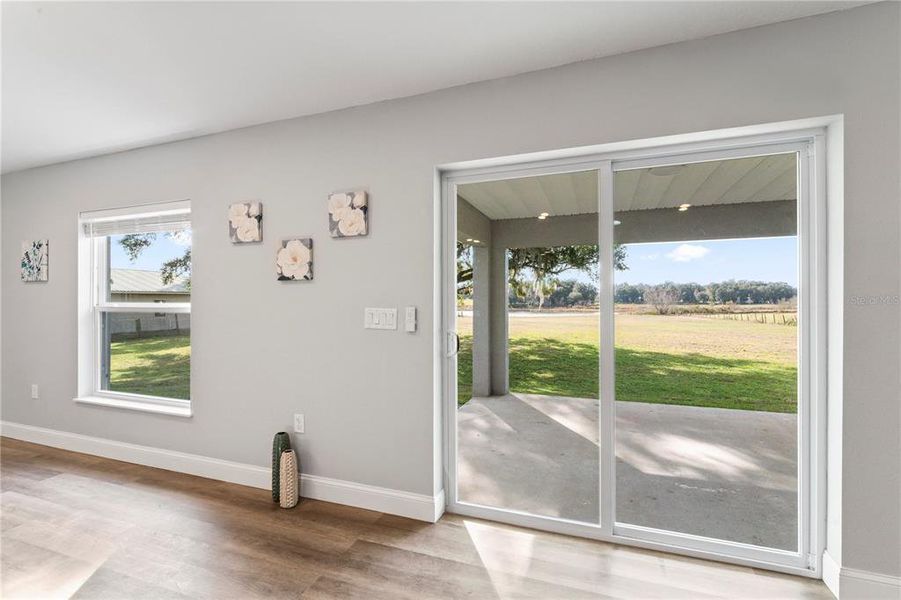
437, 119, 830, 578
76, 200, 192, 417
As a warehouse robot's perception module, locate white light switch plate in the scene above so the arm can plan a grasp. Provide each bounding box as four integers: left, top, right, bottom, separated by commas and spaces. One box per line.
30, 384, 39, 399
294, 413, 305, 434
405, 306, 417, 332
364, 308, 397, 330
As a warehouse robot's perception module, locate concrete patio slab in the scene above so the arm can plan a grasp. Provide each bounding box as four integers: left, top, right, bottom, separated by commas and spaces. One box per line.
457, 394, 797, 550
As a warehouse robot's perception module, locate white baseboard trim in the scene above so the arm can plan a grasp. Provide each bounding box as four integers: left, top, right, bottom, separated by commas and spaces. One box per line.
840, 567, 901, 600
820, 550, 901, 600
300, 473, 444, 523
823, 550, 841, 598
0, 421, 444, 523
0, 420, 269, 488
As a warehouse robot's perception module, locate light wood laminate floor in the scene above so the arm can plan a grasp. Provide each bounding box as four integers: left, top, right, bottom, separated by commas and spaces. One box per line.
0, 437, 832, 599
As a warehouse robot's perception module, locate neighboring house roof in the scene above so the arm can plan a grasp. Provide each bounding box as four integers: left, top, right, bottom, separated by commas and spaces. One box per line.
110, 268, 189, 294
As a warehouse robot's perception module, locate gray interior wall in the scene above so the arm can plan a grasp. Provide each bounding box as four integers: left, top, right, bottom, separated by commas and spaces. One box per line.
1, 2, 898, 577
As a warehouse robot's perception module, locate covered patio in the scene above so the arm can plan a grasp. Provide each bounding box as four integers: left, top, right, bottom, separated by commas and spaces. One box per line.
458, 394, 798, 551
455, 157, 800, 552
457, 156, 798, 399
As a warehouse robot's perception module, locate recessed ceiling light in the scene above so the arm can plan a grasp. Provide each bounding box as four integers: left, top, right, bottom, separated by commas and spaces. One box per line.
537, 215, 547, 220
539, 212, 549, 217
465, 238, 473, 242
472, 239, 481, 244
678, 203, 691, 211
613, 220, 622, 226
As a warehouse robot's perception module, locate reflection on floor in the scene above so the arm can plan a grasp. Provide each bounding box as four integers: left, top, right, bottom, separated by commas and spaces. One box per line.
458, 394, 798, 550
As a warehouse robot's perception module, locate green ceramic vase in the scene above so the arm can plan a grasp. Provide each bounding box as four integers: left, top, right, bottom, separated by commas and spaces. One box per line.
272, 432, 292, 502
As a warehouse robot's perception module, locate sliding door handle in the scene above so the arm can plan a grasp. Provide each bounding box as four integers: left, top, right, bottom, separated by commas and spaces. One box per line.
447, 332, 460, 357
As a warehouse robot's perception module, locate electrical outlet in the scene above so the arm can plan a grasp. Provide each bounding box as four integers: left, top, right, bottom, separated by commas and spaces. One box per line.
293, 413, 305, 434
30, 384, 39, 399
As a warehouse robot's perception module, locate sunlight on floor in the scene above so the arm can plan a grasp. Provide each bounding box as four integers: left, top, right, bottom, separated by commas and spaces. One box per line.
464, 519, 537, 596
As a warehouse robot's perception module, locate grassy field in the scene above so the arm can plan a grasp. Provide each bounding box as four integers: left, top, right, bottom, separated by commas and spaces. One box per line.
108, 315, 797, 413
457, 313, 797, 413
109, 335, 191, 400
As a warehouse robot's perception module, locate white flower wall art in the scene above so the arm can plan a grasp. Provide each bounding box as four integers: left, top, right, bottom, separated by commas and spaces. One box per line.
328, 190, 368, 238
21, 240, 49, 282
276, 238, 313, 281
228, 201, 263, 243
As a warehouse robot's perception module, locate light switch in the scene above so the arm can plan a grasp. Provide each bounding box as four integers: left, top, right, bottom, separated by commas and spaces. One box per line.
405, 307, 417, 333
364, 308, 397, 330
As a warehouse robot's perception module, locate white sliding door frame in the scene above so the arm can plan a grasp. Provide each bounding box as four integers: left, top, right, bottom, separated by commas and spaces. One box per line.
439, 124, 827, 578
610, 139, 819, 573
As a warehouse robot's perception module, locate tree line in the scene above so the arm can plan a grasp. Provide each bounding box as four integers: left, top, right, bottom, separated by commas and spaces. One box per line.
504, 279, 796, 310
457, 242, 796, 312
615, 280, 797, 307
509, 278, 598, 308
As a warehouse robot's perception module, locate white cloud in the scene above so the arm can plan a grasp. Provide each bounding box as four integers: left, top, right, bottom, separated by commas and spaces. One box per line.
666, 244, 710, 262
640, 253, 660, 261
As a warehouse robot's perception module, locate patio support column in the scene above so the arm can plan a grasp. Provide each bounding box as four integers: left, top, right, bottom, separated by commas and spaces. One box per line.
489, 243, 509, 395
470, 245, 492, 397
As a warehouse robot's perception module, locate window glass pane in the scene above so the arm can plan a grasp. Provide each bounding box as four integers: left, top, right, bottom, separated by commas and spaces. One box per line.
455, 170, 601, 525
99, 312, 191, 400
107, 227, 191, 303
613, 153, 799, 551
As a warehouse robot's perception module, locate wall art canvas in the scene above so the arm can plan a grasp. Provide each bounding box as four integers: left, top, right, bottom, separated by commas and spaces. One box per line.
21, 240, 49, 282
276, 238, 313, 281
328, 190, 368, 238
228, 201, 262, 243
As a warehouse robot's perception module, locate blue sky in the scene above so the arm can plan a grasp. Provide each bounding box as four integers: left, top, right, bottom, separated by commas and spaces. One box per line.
560, 236, 798, 286
110, 231, 191, 270
113, 231, 796, 286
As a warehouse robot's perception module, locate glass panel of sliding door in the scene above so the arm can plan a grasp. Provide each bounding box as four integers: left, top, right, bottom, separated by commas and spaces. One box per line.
612, 153, 801, 551
455, 169, 601, 524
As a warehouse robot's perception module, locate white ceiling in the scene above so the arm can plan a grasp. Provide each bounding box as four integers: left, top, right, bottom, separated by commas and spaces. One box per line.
457, 153, 796, 219
1, 2, 869, 173
460, 171, 601, 220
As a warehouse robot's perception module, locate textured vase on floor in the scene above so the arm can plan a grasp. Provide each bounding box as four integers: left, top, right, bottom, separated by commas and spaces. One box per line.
272, 432, 292, 502
279, 449, 299, 509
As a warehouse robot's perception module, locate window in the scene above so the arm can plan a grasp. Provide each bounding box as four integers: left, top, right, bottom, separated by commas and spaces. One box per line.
77, 201, 192, 416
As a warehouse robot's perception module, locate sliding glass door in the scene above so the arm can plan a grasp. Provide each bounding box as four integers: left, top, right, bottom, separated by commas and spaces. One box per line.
452, 169, 601, 525
444, 136, 819, 574
611, 150, 806, 559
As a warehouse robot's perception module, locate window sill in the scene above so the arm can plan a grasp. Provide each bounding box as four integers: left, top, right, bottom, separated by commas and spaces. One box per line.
74, 395, 193, 418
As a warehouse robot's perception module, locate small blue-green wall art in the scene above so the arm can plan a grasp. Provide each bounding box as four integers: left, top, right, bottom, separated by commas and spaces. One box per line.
21, 240, 48, 282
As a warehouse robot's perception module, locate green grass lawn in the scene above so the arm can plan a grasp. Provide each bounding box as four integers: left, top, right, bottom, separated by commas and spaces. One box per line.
109, 315, 797, 413
457, 313, 798, 413
109, 335, 191, 400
